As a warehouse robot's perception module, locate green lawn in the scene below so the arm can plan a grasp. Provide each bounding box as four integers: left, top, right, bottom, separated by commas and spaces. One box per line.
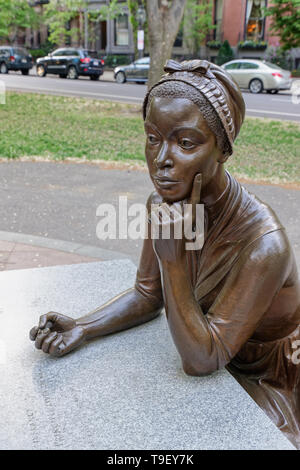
1, 92, 299, 183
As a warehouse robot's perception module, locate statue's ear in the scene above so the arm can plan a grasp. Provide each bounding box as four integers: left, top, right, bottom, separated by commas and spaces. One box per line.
217, 150, 230, 164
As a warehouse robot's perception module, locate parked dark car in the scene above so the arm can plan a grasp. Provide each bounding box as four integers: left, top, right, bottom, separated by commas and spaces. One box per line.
36, 48, 104, 80
114, 56, 150, 83
0, 46, 33, 75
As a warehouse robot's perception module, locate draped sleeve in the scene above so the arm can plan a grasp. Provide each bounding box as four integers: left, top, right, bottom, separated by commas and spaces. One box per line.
204, 229, 291, 369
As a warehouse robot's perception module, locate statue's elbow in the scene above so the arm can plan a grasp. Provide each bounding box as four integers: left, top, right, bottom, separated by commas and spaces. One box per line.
182, 358, 218, 377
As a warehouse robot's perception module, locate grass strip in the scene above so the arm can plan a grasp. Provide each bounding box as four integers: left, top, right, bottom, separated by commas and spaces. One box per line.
1, 92, 299, 183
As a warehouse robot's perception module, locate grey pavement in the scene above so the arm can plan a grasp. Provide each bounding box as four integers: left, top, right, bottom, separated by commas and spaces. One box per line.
0, 160, 299, 268
0, 259, 295, 449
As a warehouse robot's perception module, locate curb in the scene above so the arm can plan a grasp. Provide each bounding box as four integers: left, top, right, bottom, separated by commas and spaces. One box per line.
0, 231, 130, 263
28, 67, 299, 96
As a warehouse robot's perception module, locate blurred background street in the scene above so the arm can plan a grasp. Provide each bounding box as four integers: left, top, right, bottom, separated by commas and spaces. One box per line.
1, 68, 299, 121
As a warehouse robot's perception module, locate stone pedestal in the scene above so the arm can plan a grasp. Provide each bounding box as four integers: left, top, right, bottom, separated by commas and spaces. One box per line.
0, 260, 295, 450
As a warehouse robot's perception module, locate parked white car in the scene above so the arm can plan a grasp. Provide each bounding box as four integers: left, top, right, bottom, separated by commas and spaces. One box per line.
222, 59, 292, 94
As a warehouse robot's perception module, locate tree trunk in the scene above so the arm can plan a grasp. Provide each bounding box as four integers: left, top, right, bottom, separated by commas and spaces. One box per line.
146, 0, 187, 90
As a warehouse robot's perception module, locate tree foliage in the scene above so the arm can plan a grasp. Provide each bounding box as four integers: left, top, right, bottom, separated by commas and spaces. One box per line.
127, 0, 145, 60
89, 0, 124, 23
183, 0, 215, 55
43, 0, 84, 46
44, 0, 123, 46
127, 0, 148, 60
0, 0, 39, 43
264, 0, 300, 51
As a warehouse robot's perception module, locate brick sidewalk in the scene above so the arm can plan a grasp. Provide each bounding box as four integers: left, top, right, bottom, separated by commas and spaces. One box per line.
0, 240, 99, 271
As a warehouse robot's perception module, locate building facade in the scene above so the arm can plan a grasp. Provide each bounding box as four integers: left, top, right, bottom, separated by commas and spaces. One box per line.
9, 0, 299, 69
207, 0, 299, 68
207, 0, 280, 61
85, 0, 299, 67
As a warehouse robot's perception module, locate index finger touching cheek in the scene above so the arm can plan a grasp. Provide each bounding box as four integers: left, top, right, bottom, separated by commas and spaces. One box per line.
190, 173, 202, 206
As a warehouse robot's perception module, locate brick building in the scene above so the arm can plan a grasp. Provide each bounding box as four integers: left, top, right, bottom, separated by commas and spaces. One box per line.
207, 0, 299, 68
207, 0, 282, 61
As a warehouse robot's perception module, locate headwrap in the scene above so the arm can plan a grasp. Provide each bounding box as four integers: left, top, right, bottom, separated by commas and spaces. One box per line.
143, 59, 246, 156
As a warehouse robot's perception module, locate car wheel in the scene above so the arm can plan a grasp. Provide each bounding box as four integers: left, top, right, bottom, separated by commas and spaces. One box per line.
90, 75, 100, 81
67, 66, 78, 79
267, 89, 279, 94
21, 70, 29, 76
0, 62, 8, 74
249, 78, 263, 94
116, 71, 126, 84
37, 64, 46, 77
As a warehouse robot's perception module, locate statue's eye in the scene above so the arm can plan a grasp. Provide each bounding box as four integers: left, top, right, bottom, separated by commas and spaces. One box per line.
148, 135, 159, 145
179, 139, 195, 150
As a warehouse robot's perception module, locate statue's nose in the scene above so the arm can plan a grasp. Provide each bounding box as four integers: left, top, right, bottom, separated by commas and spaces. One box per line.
156, 142, 174, 168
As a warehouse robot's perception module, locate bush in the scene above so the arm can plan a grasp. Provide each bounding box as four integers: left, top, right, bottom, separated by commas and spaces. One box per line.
29, 41, 53, 62
206, 40, 222, 50
216, 40, 234, 65
238, 40, 267, 50
29, 49, 48, 61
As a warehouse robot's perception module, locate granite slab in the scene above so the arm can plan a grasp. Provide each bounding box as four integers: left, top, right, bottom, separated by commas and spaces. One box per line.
0, 260, 295, 450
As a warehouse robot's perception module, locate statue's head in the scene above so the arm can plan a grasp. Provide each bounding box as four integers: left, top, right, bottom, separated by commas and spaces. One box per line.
143, 60, 245, 202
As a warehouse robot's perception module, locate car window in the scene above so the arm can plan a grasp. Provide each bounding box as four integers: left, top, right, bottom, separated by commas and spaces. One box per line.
0, 48, 10, 57
135, 57, 150, 65
82, 50, 99, 58
13, 48, 27, 57
263, 61, 282, 71
52, 50, 64, 57
65, 50, 80, 57
225, 62, 240, 70
239, 62, 259, 69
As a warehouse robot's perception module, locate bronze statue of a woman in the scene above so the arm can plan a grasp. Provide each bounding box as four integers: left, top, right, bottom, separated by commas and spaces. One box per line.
30, 60, 300, 449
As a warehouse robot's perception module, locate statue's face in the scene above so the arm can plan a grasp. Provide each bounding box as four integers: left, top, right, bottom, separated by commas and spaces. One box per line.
145, 97, 221, 203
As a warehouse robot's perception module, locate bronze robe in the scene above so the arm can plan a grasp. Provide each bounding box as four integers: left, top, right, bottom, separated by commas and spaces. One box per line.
136, 172, 300, 449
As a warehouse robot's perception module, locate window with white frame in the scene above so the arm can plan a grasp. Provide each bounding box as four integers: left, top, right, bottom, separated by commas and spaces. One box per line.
245, 0, 266, 41
114, 14, 129, 46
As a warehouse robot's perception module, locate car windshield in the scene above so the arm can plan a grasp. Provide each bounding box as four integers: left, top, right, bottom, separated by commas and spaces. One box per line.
263, 61, 283, 71
83, 50, 99, 59
14, 48, 28, 57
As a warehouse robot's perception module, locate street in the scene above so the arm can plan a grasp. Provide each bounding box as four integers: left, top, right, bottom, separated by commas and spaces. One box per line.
1, 69, 300, 121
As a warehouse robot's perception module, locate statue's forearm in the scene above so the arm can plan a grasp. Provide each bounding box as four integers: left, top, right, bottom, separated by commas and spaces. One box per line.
160, 259, 217, 374
76, 287, 163, 340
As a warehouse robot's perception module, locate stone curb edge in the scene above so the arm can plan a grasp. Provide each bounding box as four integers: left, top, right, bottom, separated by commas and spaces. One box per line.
0, 230, 131, 263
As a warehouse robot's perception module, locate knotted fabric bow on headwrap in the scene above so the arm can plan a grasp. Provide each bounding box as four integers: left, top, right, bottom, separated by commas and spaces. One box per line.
143, 59, 245, 156
164, 59, 215, 78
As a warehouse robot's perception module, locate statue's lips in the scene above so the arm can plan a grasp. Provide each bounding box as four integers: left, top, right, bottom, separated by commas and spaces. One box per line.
153, 176, 181, 188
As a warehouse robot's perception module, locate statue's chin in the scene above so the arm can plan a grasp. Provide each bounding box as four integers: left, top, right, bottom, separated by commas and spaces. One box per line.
155, 189, 182, 204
